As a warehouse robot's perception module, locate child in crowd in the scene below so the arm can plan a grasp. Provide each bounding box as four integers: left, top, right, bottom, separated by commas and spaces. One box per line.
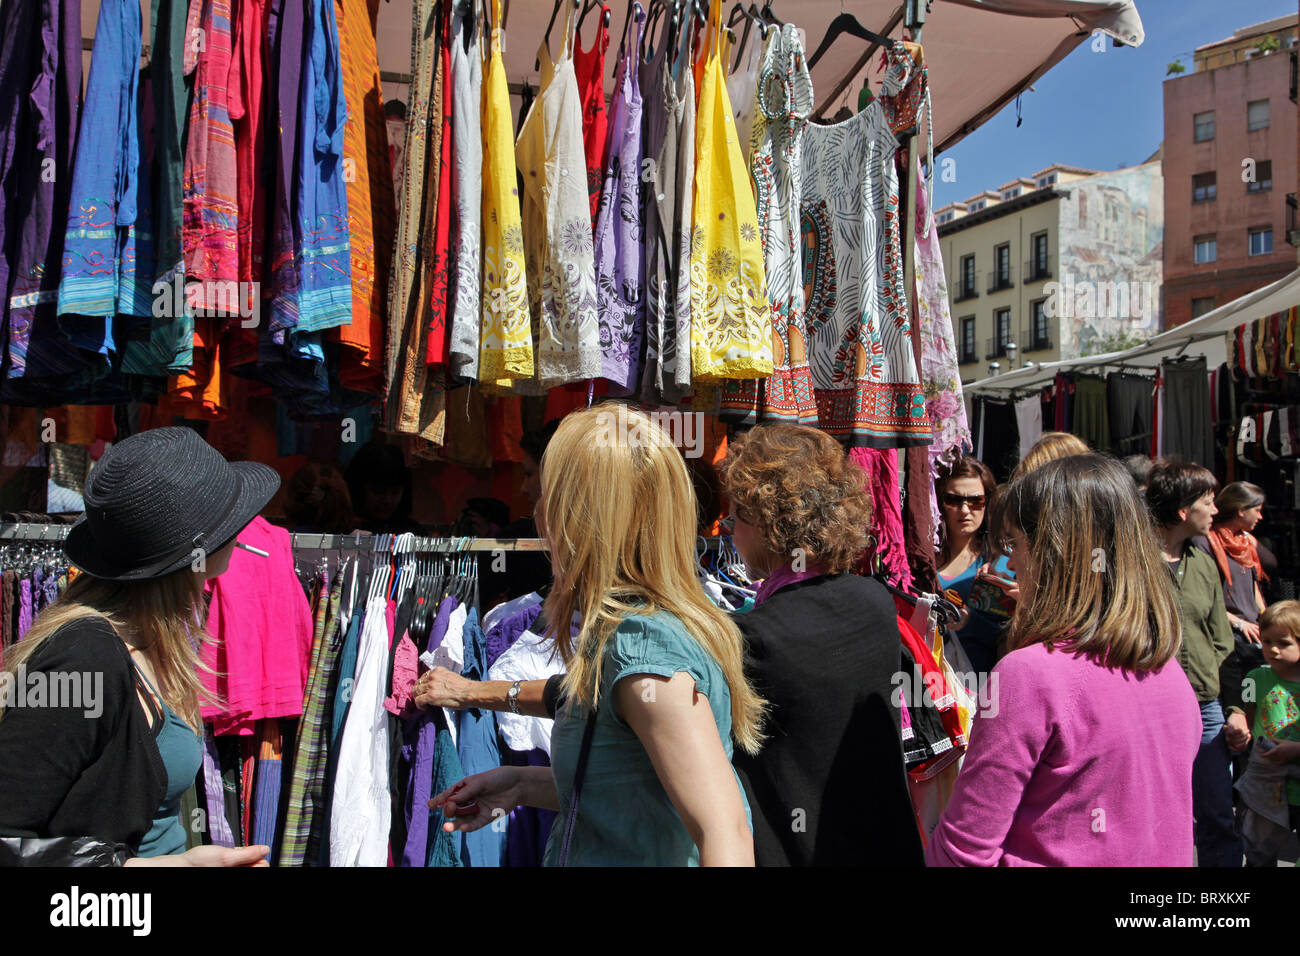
1228, 600, 1300, 865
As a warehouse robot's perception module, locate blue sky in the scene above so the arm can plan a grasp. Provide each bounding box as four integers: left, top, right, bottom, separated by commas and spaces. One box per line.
933, 0, 1298, 207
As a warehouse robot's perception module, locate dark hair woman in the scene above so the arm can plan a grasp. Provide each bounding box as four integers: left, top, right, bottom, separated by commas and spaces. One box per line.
717, 422, 923, 867
0, 428, 278, 867
935, 456, 1015, 674
1145, 459, 1241, 868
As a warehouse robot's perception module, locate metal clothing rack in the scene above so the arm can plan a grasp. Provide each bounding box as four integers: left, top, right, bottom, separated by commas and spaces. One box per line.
0, 524, 728, 553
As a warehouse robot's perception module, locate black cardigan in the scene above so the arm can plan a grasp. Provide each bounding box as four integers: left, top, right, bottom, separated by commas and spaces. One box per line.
0, 618, 167, 861
732, 573, 924, 867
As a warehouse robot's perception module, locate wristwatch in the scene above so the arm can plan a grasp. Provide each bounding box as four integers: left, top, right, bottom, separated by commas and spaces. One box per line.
507, 680, 522, 715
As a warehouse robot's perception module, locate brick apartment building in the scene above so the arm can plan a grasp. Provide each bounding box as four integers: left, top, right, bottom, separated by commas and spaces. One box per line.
1162, 14, 1299, 329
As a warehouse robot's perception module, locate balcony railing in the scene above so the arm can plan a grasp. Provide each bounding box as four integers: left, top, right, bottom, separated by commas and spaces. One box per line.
1288, 193, 1298, 247
987, 267, 1015, 293
985, 336, 1009, 360
1023, 259, 1052, 282
953, 278, 979, 302
958, 346, 978, 365
1024, 333, 1054, 352
1291, 50, 1297, 104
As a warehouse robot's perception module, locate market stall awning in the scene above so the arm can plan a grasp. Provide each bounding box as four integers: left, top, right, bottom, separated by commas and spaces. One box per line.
964, 266, 1300, 395
368, 0, 1145, 153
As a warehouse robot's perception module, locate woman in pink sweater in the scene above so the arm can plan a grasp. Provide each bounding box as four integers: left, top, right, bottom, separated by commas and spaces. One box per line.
926, 454, 1202, 867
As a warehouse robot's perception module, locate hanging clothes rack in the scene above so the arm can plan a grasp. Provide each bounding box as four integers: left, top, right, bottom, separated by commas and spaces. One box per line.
0, 523, 729, 552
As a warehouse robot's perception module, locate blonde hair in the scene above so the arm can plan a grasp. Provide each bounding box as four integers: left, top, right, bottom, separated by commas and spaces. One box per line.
0, 570, 210, 731
1260, 600, 1300, 638
540, 405, 765, 754
1010, 431, 1090, 481
994, 454, 1181, 671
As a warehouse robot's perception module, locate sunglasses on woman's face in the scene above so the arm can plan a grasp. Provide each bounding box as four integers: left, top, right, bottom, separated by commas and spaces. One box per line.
941, 493, 987, 511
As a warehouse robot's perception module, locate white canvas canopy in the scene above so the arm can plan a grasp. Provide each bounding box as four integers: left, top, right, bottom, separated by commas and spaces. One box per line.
964, 265, 1300, 395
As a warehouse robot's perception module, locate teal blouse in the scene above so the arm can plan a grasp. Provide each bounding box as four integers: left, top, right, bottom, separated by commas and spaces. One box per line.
543, 612, 751, 866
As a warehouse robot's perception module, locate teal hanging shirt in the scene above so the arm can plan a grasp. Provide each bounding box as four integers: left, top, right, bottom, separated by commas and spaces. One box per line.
543, 612, 751, 866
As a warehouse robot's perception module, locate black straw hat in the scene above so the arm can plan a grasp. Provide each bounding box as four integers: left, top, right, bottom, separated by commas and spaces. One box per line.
65, 427, 281, 581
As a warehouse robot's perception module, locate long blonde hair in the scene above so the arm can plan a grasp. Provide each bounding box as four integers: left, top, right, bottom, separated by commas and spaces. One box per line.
0, 570, 210, 731
540, 405, 766, 754
994, 453, 1181, 671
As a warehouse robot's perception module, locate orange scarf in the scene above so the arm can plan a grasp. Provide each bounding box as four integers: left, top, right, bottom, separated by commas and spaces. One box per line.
1206, 526, 1267, 586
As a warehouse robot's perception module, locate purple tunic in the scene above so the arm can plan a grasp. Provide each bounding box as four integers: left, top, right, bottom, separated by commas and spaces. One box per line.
0, 0, 82, 379
594, 8, 646, 393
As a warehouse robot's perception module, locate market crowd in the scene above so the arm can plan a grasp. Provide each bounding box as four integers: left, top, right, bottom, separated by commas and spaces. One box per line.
1, 409, 1298, 867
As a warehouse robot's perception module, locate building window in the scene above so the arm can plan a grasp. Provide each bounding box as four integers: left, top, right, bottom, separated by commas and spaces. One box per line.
995, 308, 1011, 354
1031, 233, 1048, 278
1249, 227, 1274, 256
1193, 234, 1217, 263
1001, 186, 1021, 200
989, 244, 1012, 292
1030, 299, 1050, 349
1247, 99, 1270, 131
968, 199, 986, 212
1036, 172, 1058, 188
1192, 172, 1217, 203
1247, 160, 1273, 192
960, 317, 976, 363
1193, 111, 1215, 142
1191, 297, 1216, 318
956, 255, 976, 300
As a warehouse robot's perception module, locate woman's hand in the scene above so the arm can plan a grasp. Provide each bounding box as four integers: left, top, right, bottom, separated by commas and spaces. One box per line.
125, 845, 270, 867
978, 564, 1020, 606
414, 666, 473, 710
430, 766, 557, 833
1229, 616, 1261, 644
1224, 711, 1252, 753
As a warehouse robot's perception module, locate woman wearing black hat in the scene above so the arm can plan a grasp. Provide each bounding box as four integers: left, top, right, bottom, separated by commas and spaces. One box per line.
0, 427, 279, 866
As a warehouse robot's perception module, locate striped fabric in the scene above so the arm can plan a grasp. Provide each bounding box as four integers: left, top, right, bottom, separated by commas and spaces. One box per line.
251, 719, 284, 859
182, 0, 241, 305
202, 728, 236, 847
278, 566, 345, 866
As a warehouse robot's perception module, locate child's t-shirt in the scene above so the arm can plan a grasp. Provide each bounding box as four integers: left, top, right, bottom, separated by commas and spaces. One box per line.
1245, 665, 1300, 805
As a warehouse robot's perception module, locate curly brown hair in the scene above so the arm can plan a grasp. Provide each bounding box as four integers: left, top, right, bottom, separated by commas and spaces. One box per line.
718, 424, 872, 574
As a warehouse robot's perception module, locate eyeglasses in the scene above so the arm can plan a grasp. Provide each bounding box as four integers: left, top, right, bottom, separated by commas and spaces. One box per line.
941, 493, 987, 511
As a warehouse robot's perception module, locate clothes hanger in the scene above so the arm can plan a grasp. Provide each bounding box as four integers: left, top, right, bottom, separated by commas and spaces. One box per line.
618, 0, 643, 61
759, 0, 781, 27
577, 0, 612, 34
537, 0, 580, 71
807, 11, 894, 70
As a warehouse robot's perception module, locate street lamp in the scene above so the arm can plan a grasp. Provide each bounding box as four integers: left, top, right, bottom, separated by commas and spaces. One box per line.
1005, 341, 1018, 369
988, 361, 1001, 377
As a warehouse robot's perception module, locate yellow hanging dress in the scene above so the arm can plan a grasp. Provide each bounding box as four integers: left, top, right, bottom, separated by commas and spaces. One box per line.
478, 0, 534, 384
689, 0, 771, 385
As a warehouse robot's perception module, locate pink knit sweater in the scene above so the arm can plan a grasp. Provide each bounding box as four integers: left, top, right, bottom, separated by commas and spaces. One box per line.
926, 641, 1201, 867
